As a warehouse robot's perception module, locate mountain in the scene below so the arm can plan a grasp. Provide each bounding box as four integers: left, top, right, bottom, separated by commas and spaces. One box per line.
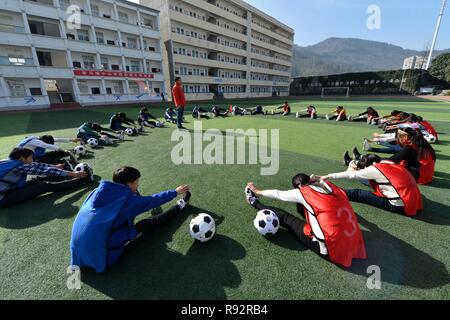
292, 37, 450, 77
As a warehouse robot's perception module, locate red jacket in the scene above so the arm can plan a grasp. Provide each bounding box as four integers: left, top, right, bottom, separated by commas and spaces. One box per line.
420, 121, 438, 140
172, 83, 186, 108
299, 182, 367, 268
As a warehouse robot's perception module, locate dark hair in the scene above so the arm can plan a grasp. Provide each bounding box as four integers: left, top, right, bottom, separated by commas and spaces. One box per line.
91, 123, 102, 132
391, 110, 401, 116
140, 107, 148, 113
367, 107, 374, 112
174, 77, 181, 82
118, 112, 127, 118
113, 166, 141, 185
403, 128, 437, 162
40, 135, 55, 145
292, 173, 311, 188
409, 114, 419, 123
285, 101, 288, 104
357, 154, 382, 170
9, 147, 34, 160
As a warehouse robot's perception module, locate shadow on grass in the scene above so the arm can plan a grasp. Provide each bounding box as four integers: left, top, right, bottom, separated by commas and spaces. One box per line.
346, 216, 449, 289
415, 196, 450, 226
81, 205, 245, 299
0, 181, 98, 229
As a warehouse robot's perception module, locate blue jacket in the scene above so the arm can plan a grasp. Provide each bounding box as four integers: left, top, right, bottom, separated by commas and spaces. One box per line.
18, 136, 46, 159
0, 159, 27, 199
70, 180, 177, 272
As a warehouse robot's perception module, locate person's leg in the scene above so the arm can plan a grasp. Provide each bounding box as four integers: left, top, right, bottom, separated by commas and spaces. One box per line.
369, 143, 400, 154
176, 108, 184, 128
345, 189, 403, 214
252, 201, 325, 256
0, 177, 87, 208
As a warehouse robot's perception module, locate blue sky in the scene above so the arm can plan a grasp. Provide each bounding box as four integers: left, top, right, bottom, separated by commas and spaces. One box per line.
245, 0, 450, 50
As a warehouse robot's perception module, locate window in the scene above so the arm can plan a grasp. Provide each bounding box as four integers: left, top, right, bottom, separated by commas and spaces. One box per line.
113, 81, 123, 94
130, 60, 140, 72
60, 0, 70, 10
37, 51, 52, 66
106, 40, 115, 45
66, 33, 75, 40
127, 37, 138, 49
128, 82, 140, 94
100, 56, 108, 70
78, 81, 88, 93
96, 32, 104, 44
7, 80, 26, 97
8, 56, 26, 66
82, 55, 95, 69
77, 29, 90, 42
29, 88, 42, 96
118, 12, 129, 23
91, 87, 101, 94
111, 64, 120, 70
72, 61, 82, 68
90, 5, 99, 17
106, 87, 112, 94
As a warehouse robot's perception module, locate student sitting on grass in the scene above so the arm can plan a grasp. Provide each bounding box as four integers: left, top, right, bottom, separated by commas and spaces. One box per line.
110, 112, 140, 134
296, 105, 317, 119
77, 123, 123, 146
70, 166, 191, 273
271, 101, 291, 116
137, 107, 159, 128
17, 135, 80, 168
348, 107, 379, 124
319, 154, 423, 217
192, 107, 210, 120
165, 107, 177, 124
373, 110, 403, 127
211, 106, 229, 118
244, 175, 367, 268
0, 148, 92, 209
249, 105, 266, 116
326, 106, 347, 121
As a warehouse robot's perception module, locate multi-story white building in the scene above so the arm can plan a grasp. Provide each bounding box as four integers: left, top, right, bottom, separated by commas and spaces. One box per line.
0, 0, 165, 110
140, 0, 294, 101
403, 55, 430, 70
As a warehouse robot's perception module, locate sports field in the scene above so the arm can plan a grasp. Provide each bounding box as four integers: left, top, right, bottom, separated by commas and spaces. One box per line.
0, 97, 449, 300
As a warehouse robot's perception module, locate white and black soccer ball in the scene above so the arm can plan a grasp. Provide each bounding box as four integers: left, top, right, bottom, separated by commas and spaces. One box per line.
125, 128, 134, 136
87, 138, 99, 147
74, 163, 92, 173
73, 145, 87, 156
189, 213, 216, 243
155, 121, 164, 128
254, 209, 280, 237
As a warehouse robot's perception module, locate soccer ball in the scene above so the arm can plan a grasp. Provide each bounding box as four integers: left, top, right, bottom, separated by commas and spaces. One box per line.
125, 128, 134, 136
155, 121, 164, 128
73, 145, 87, 156
189, 213, 216, 243
254, 209, 280, 237
87, 138, 99, 147
74, 163, 92, 173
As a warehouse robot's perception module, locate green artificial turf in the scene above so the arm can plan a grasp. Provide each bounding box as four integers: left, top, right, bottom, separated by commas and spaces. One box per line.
0, 97, 449, 300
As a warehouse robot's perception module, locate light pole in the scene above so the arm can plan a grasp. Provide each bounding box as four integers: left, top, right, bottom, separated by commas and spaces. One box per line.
426, 0, 447, 70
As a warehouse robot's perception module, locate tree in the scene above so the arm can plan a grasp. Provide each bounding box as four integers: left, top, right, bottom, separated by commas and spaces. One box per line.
429, 53, 450, 83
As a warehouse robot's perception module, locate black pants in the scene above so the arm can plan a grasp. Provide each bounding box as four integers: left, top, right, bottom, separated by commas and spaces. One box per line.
0, 176, 88, 208
123, 205, 181, 252
253, 201, 326, 257
252, 110, 265, 115
35, 150, 71, 165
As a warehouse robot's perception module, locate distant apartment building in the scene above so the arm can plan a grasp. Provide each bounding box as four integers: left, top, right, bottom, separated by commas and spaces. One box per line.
0, 0, 165, 110
403, 55, 430, 70
140, 0, 294, 101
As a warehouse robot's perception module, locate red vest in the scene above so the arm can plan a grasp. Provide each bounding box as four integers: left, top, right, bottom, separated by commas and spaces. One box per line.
299, 182, 367, 268
417, 149, 435, 185
420, 121, 438, 140
370, 162, 423, 216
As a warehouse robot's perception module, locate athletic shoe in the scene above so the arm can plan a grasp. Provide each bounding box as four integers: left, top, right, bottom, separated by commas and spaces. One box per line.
343, 151, 352, 167
67, 150, 78, 166
84, 165, 94, 182
177, 191, 191, 210
244, 186, 257, 206
264, 110, 268, 116
353, 147, 362, 161
271, 110, 274, 115
197, 113, 201, 120
118, 131, 125, 141
63, 159, 74, 171
325, 114, 330, 120
363, 139, 371, 151
296, 112, 300, 118
138, 125, 144, 133
348, 116, 353, 122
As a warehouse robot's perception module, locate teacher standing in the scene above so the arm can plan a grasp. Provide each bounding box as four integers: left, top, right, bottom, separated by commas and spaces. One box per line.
172, 77, 186, 129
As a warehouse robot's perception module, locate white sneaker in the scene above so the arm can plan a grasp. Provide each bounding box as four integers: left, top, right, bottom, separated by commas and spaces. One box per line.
325, 114, 329, 120
363, 139, 371, 151
197, 113, 201, 120
296, 112, 300, 118
119, 131, 125, 141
